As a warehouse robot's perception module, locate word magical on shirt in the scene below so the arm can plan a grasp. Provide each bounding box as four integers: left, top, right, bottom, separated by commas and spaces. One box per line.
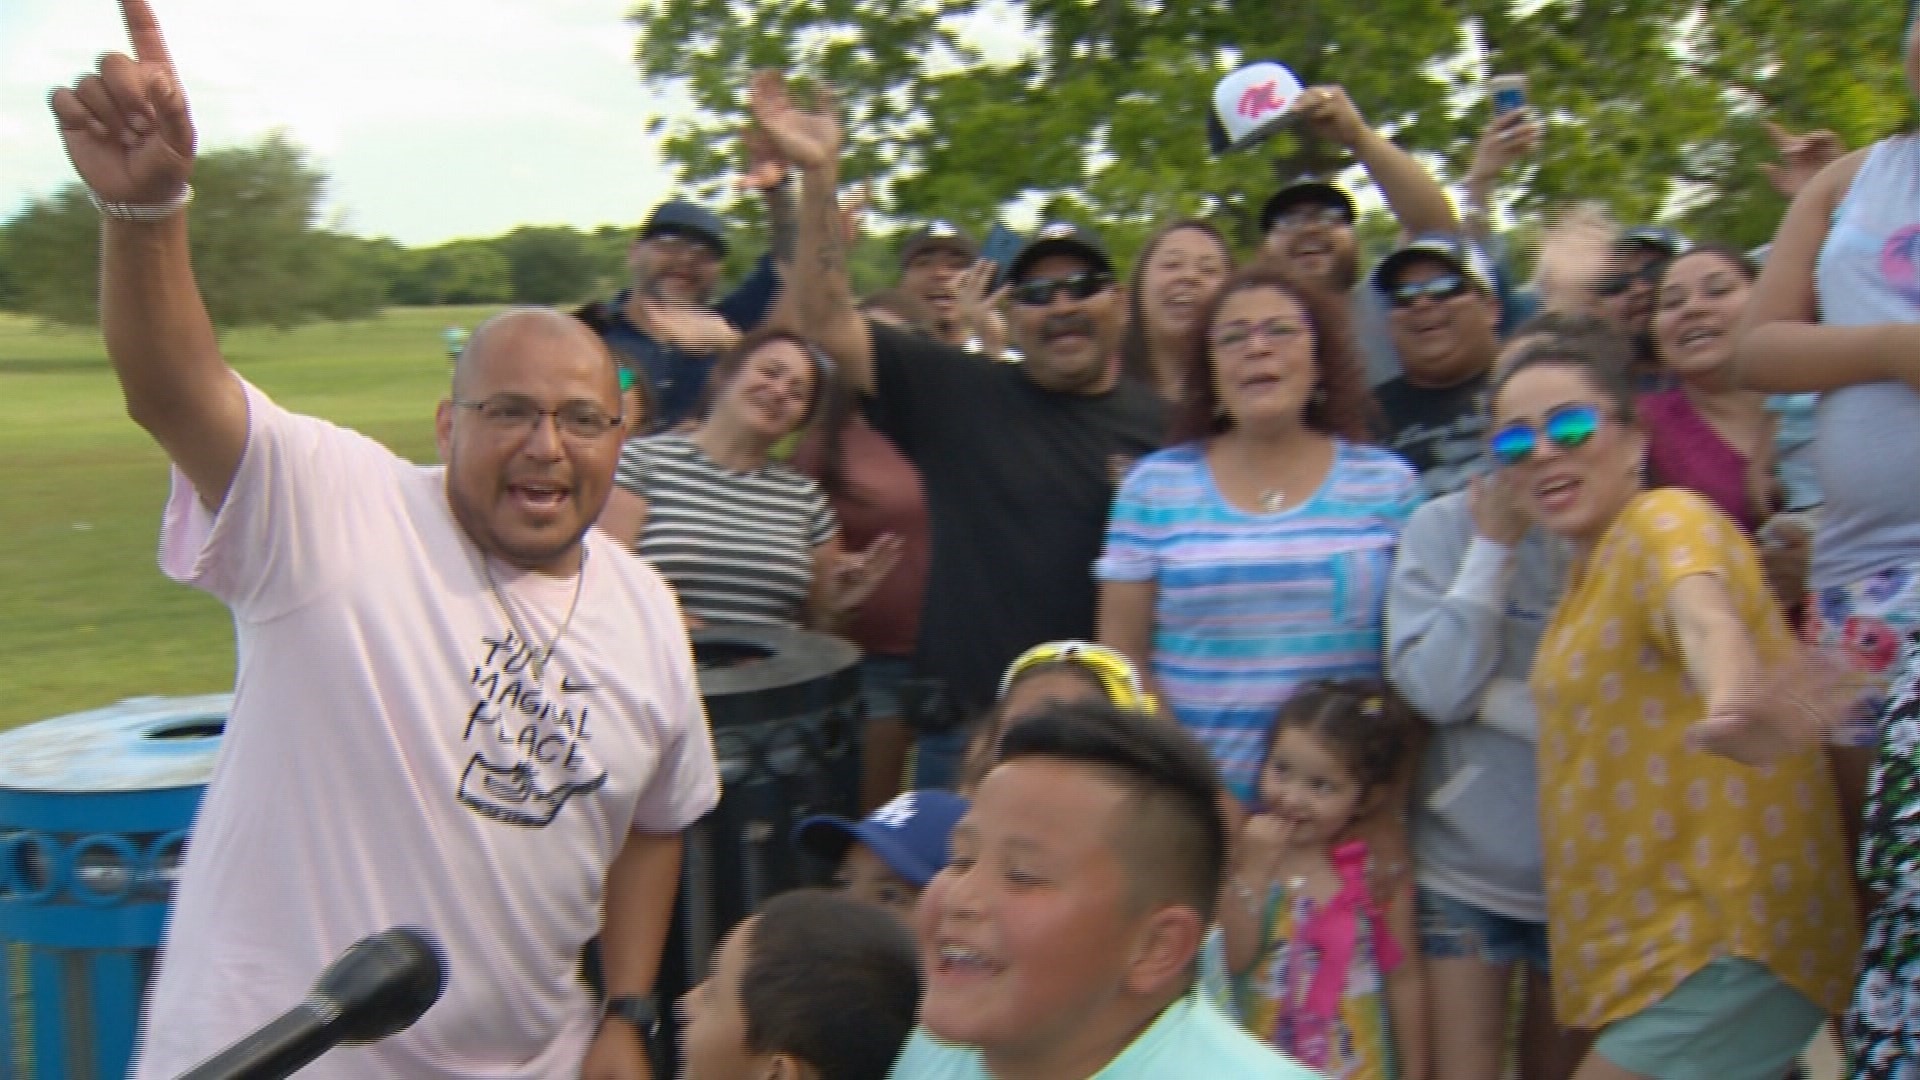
458, 632, 609, 828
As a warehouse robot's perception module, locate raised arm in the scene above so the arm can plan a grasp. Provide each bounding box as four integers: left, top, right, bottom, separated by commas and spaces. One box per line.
1386, 485, 1522, 728
1736, 147, 1920, 394
1298, 85, 1457, 238
49, 0, 247, 509
747, 70, 876, 393
714, 124, 796, 332
1460, 108, 1540, 244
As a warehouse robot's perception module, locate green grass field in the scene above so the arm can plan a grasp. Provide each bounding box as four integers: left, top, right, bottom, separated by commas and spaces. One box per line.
0, 305, 505, 732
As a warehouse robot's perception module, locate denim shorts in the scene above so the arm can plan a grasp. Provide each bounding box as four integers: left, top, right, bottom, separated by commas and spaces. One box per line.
1416, 887, 1551, 973
859, 654, 918, 721
1594, 956, 1824, 1080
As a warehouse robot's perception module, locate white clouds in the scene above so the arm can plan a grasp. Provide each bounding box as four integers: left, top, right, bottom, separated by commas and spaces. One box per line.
1, 0, 691, 245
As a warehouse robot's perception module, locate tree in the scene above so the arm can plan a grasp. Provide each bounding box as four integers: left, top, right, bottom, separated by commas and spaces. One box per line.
419, 241, 514, 305
1, 131, 385, 329
627, 0, 1914, 264
0, 230, 20, 311
498, 225, 600, 305
1, 185, 100, 326
306, 233, 404, 322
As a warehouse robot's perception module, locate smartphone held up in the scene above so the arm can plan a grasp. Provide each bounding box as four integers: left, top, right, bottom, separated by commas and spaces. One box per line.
1489, 74, 1528, 117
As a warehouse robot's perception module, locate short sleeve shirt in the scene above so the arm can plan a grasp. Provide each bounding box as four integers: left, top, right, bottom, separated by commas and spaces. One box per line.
1372, 373, 1492, 499
1530, 488, 1858, 1030
618, 435, 837, 628
1096, 441, 1421, 801
865, 321, 1166, 712
887, 992, 1321, 1079
133, 381, 718, 1079
791, 417, 931, 657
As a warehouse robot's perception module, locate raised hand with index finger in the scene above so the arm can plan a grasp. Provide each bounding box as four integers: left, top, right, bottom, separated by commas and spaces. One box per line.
49, 0, 196, 210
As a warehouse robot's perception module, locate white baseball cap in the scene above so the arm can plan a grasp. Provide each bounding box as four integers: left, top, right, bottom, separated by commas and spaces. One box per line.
1208, 61, 1306, 154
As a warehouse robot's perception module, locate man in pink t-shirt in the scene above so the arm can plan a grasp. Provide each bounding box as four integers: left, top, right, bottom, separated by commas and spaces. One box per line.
49, 7, 717, 1077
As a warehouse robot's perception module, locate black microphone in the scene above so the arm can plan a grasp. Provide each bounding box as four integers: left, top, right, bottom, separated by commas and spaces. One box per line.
175, 927, 447, 1080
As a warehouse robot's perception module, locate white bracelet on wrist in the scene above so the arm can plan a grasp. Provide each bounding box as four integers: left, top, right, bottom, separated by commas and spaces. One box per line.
88, 185, 192, 223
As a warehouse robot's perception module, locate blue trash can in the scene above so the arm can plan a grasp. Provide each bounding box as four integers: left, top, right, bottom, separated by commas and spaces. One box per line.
0, 695, 228, 1080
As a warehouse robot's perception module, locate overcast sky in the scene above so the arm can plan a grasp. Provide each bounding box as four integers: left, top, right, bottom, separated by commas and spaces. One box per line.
1, 1, 1036, 248
1, 0, 701, 246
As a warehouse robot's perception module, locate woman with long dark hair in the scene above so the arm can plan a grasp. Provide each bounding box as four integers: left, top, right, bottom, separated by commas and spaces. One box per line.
1096, 263, 1420, 804
1118, 219, 1234, 401
598, 326, 900, 631
1645, 245, 1779, 533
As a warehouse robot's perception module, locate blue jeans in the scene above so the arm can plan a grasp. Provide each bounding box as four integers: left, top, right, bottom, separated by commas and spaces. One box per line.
913, 727, 968, 791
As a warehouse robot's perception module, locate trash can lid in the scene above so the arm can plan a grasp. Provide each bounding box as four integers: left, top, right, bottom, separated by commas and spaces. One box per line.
0, 694, 230, 793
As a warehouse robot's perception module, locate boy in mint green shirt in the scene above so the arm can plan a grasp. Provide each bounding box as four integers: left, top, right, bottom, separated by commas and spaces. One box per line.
887, 702, 1320, 1080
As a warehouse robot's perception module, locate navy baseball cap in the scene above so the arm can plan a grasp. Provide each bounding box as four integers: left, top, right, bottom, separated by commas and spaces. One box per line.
1005, 221, 1114, 284
1372, 232, 1493, 294
793, 789, 969, 888
1259, 179, 1357, 234
641, 199, 727, 257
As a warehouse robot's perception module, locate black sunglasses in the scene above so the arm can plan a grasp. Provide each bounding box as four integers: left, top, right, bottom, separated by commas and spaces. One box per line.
1012, 270, 1113, 307
1387, 272, 1471, 309
1596, 259, 1667, 298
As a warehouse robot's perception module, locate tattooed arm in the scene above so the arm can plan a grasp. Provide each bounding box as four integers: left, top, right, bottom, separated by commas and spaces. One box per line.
765, 176, 798, 269
747, 70, 876, 392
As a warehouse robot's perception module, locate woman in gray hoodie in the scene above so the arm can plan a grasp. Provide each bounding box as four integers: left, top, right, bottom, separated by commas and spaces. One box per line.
1387, 455, 1580, 1080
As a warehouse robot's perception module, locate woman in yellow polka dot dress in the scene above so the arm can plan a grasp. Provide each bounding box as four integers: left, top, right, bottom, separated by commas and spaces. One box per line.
1487, 326, 1858, 1079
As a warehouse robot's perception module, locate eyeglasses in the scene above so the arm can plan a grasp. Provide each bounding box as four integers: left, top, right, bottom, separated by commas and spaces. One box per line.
1210, 317, 1306, 353
1271, 204, 1352, 230
998, 640, 1156, 714
1489, 403, 1604, 466
453, 395, 623, 440
1387, 272, 1471, 309
648, 233, 721, 263
1011, 270, 1113, 307
1596, 258, 1666, 298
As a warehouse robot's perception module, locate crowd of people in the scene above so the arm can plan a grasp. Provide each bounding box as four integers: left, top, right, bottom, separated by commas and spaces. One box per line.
45, 0, 1920, 1077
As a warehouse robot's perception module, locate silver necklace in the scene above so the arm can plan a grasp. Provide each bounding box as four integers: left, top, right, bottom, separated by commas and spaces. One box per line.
1260, 488, 1287, 513
481, 549, 587, 683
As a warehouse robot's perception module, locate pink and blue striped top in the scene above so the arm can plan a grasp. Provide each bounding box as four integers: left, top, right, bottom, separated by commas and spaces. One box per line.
1097, 440, 1421, 802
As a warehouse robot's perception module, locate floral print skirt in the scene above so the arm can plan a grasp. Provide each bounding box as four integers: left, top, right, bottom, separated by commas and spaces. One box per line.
1846, 635, 1920, 1078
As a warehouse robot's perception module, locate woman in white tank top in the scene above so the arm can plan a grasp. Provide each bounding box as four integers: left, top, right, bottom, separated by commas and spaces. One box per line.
1737, 11, 1920, 1079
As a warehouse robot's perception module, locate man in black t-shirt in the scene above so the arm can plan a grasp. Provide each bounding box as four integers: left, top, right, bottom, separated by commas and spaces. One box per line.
750, 73, 1165, 751
1370, 233, 1503, 498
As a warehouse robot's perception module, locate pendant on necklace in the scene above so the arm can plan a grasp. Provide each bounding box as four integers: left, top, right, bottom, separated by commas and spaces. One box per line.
1260, 489, 1287, 513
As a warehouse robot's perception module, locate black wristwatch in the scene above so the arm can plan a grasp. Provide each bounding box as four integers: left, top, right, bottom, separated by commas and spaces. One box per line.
603, 994, 659, 1039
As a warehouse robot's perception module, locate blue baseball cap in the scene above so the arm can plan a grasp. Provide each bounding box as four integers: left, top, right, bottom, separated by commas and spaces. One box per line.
793, 789, 969, 888
641, 199, 727, 257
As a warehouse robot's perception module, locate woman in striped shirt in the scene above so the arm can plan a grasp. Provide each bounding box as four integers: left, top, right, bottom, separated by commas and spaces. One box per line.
1097, 264, 1421, 805
599, 327, 901, 629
